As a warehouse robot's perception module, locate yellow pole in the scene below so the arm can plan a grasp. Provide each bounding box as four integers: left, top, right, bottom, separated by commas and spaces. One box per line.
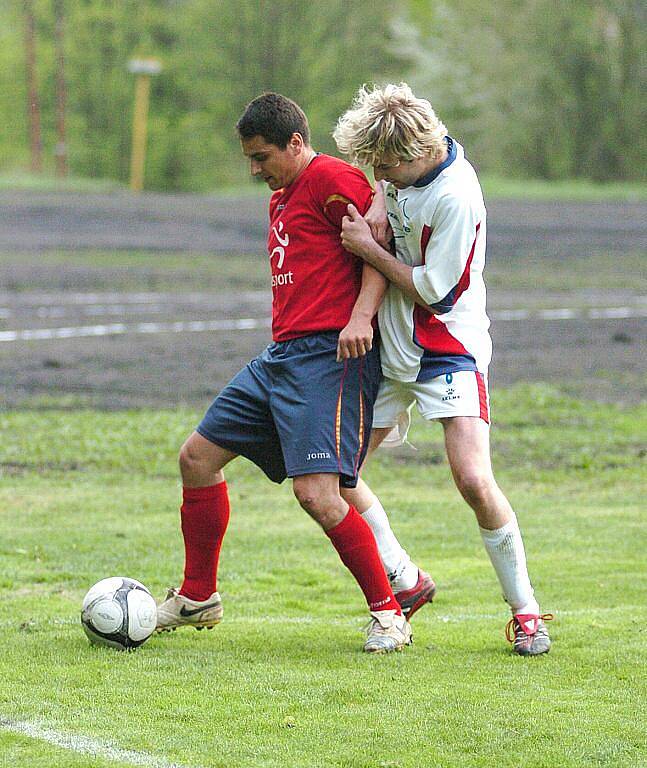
130, 73, 151, 192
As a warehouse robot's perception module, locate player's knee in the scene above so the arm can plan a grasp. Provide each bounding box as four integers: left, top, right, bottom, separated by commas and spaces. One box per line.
454, 469, 493, 508
178, 442, 197, 477
292, 477, 344, 527
178, 438, 213, 481
292, 479, 320, 514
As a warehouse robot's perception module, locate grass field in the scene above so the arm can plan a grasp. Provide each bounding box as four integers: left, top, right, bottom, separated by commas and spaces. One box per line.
479, 175, 647, 202
0, 171, 127, 194
1, 385, 645, 768
4, 248, 645, 297
1, 170, 646, 201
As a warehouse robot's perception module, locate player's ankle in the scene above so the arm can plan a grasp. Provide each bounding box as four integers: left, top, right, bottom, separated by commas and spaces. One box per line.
390, 561, 419, 592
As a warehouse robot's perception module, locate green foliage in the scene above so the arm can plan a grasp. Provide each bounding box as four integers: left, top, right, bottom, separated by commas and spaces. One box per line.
0, 0, 29, 168
0, 0, 404, 190
401, 0, 646, 181
2, 0, 644, 189
0, 387, 646, 766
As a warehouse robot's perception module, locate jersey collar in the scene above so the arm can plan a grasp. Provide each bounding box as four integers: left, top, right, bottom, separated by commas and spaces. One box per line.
412, 136, 457, 188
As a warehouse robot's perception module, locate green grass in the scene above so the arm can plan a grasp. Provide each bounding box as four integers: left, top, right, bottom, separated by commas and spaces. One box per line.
486, 251, 647, 296
0, 249, 269, 293
2, 248, 645, 298
0, 171, 126, 194
0, 384, 646, 767
480, 175, 647, 202
1, 169, 645, 202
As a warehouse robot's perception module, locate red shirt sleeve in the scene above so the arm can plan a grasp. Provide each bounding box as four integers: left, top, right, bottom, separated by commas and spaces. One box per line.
317, 164, 374, 228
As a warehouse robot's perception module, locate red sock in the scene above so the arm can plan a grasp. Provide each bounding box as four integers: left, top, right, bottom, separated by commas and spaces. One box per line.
179, 482, 230, 601
326, 506, 401, 614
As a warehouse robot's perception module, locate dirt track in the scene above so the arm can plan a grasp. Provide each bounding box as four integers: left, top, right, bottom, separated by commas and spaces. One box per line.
2, 190, 645, 257
0, 192, 645, 409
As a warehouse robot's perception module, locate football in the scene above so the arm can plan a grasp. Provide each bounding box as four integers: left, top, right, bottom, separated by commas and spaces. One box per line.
81, 577, 157, 650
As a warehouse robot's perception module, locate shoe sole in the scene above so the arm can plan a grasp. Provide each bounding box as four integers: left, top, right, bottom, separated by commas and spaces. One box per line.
364, 627, 414, 654
400, 581, 436, 621
155, 616, 223, 633
364, 637, 413, 654
364, 645, 406, 654
513, 643, 551, 657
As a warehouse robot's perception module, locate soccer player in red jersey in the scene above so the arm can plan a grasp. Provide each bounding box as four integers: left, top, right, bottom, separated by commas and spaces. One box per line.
156, 93, 427, 652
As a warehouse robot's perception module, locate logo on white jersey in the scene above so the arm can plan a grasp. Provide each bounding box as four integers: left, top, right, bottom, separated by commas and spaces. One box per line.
387, 195, 412, 236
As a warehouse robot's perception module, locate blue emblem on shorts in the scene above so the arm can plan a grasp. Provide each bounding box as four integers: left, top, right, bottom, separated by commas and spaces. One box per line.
445, 373, 453, 384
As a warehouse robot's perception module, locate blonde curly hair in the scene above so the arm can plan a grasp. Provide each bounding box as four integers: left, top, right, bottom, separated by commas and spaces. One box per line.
333, 83, 447, 167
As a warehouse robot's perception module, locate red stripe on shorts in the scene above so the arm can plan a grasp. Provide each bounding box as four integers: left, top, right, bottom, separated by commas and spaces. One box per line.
353, 356, 365, 475
476, 372, 490, 423
335, 360, 348, 473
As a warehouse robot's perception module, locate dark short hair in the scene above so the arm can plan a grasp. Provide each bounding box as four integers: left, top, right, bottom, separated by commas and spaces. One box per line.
236, 93, 310, 148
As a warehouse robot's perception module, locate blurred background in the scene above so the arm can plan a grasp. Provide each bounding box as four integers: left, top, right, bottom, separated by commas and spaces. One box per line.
2, 0, 645, 192
0, 0, 645, 410
0, 10, 645, 766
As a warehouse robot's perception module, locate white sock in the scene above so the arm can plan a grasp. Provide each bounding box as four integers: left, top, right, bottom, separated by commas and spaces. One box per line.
479, 517, 539, 615
361, 499, 418, 591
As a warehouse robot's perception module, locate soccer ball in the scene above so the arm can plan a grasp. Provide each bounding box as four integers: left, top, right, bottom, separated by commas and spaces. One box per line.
81, 577, 157, 650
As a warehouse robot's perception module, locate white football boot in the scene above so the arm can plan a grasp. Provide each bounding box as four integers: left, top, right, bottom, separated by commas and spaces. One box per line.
156, 587, 223, 632
363, 610, 412, 653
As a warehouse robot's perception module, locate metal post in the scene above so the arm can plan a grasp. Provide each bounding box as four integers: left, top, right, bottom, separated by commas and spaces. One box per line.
130, 74, 151, 192
128, 59, 162, 193
53, 0, 67, 178
24, 0, 42, 174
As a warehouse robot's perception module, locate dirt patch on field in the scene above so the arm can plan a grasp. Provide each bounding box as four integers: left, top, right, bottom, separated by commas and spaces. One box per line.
0, 193, 644, 409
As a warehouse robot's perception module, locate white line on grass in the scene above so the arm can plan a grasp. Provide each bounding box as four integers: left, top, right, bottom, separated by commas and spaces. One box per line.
4, 605, 631, 636
0, 317, 271, 342
0, 606, 629, 632
0, 290, 267, 307
0, 291, 231, 305
224, 606, 635, 624
0, 306, 645, 343
0, 717, 202, 768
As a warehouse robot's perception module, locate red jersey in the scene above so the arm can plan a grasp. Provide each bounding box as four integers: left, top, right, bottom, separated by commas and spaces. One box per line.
267, 154, 373, 341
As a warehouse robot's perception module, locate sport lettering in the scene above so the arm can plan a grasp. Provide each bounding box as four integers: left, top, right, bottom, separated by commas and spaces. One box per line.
272, 271, 294, 287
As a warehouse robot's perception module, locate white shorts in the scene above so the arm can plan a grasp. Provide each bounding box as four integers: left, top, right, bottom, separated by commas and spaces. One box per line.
373, 371, 490, 446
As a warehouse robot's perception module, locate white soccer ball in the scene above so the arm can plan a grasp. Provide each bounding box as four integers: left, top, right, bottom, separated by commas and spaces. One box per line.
81, 577, 157, 650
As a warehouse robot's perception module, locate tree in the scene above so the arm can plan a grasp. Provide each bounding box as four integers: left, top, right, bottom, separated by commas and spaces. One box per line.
401, 0, 646, 181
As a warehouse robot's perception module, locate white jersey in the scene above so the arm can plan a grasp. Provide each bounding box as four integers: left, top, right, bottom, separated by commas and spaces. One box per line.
379, 137, 492, 382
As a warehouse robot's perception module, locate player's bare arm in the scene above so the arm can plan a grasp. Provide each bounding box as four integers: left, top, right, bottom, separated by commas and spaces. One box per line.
363, 181, 393, 250
341, 203, 431, 310
337, 263, 387, 361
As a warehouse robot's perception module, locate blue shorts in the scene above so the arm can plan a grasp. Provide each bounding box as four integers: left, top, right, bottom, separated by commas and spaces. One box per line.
197, 331, 381, 488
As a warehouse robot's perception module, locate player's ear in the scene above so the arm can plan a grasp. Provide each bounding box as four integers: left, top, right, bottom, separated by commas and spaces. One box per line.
288, 132, 304, 154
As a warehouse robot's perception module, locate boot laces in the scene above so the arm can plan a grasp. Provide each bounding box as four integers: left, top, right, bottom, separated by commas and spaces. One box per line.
505, 613, 554, 643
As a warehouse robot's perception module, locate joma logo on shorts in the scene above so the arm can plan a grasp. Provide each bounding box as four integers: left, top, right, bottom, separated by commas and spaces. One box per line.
307, 451, 331, 461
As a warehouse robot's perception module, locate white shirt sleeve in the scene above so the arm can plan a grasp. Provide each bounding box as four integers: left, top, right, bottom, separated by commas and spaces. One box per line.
411, 192, 481, 313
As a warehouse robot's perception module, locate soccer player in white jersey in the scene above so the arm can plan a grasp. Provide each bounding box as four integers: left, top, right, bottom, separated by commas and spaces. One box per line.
334, 83, 552, 655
